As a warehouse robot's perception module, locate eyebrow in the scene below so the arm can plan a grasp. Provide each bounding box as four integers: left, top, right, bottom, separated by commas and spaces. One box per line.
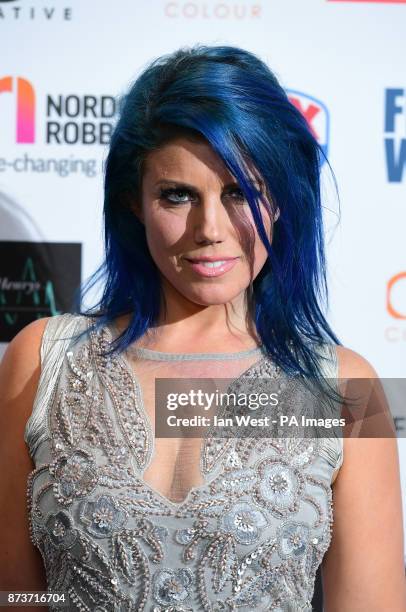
154, 179, 199, 191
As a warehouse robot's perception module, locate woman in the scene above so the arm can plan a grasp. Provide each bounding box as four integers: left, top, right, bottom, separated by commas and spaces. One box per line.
0, 45, 405, 611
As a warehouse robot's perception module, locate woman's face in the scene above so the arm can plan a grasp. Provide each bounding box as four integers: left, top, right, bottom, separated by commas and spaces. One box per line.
137, 136, 274, 308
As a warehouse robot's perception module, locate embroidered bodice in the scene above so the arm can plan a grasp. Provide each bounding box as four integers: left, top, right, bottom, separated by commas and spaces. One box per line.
25, 314, 343, 612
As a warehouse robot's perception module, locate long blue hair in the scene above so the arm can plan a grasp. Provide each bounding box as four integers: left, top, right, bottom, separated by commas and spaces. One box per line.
79, 44, 342, 399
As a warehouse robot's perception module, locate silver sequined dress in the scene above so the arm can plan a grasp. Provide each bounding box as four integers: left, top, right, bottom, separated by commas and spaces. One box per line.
25, 314, 343, 612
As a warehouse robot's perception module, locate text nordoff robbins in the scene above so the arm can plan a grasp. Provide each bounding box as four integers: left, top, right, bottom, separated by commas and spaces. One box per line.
166, 414, 346, 429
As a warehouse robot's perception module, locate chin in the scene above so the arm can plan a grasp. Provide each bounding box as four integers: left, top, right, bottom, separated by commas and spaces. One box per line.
180, 286, 247, 307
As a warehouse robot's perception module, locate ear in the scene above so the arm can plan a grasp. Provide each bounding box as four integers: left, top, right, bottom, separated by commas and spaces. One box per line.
133, 204, 144, 224
128, 197, 144, 225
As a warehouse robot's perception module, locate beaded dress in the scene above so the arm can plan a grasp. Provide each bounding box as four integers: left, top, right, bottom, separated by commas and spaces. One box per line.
25, 314, 343, 612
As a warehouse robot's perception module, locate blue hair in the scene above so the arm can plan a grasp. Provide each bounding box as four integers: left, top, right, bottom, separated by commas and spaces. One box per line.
79, 44, 342, 400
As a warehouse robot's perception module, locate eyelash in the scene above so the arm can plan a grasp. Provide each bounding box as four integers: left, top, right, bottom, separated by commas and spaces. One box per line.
159, 187, 247, 205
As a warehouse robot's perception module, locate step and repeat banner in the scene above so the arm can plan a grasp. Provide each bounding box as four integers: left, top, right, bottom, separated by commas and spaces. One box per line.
1, 0, 405, 548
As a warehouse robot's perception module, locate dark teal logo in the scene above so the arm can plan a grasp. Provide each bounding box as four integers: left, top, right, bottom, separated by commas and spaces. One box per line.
0, 241, 81, 341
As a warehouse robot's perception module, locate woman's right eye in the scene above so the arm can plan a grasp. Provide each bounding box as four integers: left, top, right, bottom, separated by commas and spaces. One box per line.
160, 188, 196, 204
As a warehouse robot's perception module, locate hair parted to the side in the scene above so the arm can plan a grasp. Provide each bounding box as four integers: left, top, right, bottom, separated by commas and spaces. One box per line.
78, 44, 342, 398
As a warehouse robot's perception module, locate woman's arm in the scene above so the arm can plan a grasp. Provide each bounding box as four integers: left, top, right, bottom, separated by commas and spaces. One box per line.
322, 346, 406, 611
0, 318, 50, 608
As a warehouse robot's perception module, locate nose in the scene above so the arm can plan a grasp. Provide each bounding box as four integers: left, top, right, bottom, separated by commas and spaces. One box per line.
192, 195, 228, 245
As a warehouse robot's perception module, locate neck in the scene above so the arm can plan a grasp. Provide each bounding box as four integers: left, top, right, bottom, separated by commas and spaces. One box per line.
155, 277, 257, 340
115, 280, 260, 351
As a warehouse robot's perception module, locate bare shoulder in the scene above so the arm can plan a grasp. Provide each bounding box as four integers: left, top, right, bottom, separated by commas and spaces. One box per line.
0, 317, 53, 449
334, 342, 398, 462
335, 344, 379, 378
334, 344, 394, 436
1, 317, 50, 375
0, 316, 51, 451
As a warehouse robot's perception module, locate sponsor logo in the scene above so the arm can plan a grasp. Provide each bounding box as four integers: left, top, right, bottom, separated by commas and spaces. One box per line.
164, 1, 262, 19
0, 241, 81, 341
0, 76, 117, 146
385, 89, 406, 183
45, 94, 116, 145
0, 1, 72, 20
0, 76, 118, 177
287, 90, 330, 160
385, 272, 406, 343
387, 272, 406, 319
0, 76, 35, 143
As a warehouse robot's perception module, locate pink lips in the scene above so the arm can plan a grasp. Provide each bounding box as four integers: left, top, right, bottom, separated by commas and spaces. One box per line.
184, 257, 239, 277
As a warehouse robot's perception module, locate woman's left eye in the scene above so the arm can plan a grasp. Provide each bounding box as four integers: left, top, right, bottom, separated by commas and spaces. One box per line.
224, 188, 246, 203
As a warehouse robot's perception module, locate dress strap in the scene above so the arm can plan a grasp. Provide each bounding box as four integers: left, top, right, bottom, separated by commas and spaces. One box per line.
317, 342, 344, 484
24, 313, 83, 459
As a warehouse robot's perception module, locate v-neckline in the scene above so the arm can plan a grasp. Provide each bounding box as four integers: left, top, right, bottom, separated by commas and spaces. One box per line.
89, 317, 278, 509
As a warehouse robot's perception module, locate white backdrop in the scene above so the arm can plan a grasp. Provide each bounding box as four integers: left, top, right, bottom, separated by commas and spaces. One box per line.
1, 0, 405, 551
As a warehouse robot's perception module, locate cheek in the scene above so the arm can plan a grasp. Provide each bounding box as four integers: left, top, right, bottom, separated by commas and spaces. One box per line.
253, 239, 269, 272
143, 209, 186, 260
243, 205, 272, 264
